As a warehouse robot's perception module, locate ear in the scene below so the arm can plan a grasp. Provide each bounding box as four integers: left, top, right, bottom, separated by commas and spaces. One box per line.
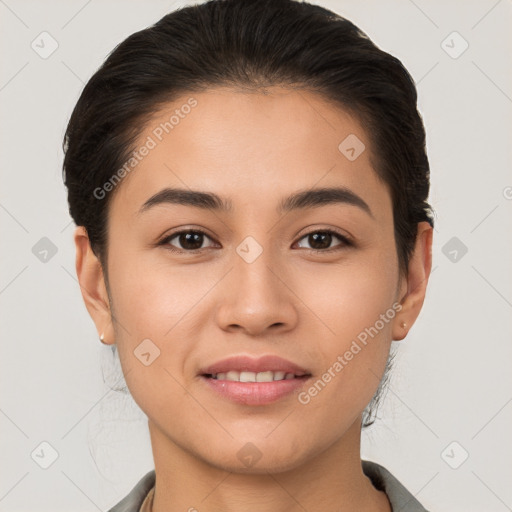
392, 221, 433, 341
74, 226, 115, 345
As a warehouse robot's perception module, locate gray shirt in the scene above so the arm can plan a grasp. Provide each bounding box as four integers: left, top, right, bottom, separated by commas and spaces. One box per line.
107, 459, 430, 511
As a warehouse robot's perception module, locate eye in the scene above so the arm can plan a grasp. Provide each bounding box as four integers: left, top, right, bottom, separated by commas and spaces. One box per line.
295, 229, 352, 252
158, 228, 352, 253
160, 230, 217, 252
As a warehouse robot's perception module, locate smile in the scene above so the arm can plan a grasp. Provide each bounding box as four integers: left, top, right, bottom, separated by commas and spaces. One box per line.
206, 370, 303, 382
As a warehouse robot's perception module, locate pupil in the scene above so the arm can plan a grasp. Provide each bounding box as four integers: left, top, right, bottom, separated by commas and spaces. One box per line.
180, 232, 203, 250
310, 232, 331, 249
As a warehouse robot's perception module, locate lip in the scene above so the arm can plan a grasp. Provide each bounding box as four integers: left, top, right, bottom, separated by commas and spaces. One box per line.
198, 355, 312, 406
199, 354, 310, 376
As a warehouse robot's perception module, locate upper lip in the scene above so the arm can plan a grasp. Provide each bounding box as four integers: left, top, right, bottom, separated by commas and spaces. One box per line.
199, 355, 310, 376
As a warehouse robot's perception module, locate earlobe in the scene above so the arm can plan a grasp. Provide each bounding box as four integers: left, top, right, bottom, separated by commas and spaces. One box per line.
392, 221, 433, 341
73, 226, 115, 345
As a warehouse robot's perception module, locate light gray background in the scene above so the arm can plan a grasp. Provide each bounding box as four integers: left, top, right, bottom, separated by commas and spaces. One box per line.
1, 1, 511, 511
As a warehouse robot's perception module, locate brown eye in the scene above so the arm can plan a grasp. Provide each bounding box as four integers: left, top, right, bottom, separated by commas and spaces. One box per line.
161, 230, 216, 252
296, 230, 351, 251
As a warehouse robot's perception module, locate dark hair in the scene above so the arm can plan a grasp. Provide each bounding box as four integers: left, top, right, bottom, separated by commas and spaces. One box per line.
62, 0, 434, 428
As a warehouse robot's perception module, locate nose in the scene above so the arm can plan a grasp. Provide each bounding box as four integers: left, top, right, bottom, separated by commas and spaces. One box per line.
214, 244, 299, 337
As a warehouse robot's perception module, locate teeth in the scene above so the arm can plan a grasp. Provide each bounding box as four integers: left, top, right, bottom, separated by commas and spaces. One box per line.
211, 370, 299, 382
239, 371, 256, 382
256, 371, 273, 382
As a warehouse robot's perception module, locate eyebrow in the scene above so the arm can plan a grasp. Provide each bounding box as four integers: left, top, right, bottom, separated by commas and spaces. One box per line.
138, 186, 373, 218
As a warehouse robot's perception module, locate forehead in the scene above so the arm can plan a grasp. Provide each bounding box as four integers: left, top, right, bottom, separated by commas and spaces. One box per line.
109, 86, 391, 220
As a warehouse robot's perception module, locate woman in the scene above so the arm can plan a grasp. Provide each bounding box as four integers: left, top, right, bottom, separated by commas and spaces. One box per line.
62, 0, 434, 510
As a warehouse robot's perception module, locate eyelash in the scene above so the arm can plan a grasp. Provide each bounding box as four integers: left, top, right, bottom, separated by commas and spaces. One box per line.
158, 228, 353, 254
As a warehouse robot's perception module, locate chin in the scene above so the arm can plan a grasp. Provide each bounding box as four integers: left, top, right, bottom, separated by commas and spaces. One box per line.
195, 438, 313, 475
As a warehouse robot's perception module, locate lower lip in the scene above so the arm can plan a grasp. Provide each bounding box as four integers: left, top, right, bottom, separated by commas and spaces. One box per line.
200, 375, 311, 405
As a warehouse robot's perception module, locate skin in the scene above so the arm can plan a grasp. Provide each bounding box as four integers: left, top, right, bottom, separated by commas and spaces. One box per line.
74, 86, 432, 512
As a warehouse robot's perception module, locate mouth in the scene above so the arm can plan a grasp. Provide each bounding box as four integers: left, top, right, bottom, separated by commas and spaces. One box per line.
203, 370, 310, 382
198, 355, 312, 405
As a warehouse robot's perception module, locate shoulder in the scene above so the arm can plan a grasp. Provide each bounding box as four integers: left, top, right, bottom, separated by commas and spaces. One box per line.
362, 459, 431, 512
107, 470, 156, 512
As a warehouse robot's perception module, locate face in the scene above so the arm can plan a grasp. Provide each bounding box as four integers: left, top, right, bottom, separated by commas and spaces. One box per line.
77, 86, 428, 474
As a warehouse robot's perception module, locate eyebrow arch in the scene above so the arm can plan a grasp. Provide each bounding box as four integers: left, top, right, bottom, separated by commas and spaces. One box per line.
139, 188, 233, 214
138, 186, 373, 218
278, 186, 373, 218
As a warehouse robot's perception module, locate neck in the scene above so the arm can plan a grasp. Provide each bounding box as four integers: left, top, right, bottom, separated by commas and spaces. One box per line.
147, 416, 391, 512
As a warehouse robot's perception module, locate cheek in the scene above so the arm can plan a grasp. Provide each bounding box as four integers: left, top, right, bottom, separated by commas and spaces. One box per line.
294, 242, 399, 342
105, 261, 199, 415
292, 244, 398, 403
108, 250, 210, 335
105, 253, 219, 393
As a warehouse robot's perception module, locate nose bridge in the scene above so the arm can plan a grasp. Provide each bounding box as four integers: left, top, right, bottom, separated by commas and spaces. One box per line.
215, 234, 298, 334
233, 234, 283, 302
